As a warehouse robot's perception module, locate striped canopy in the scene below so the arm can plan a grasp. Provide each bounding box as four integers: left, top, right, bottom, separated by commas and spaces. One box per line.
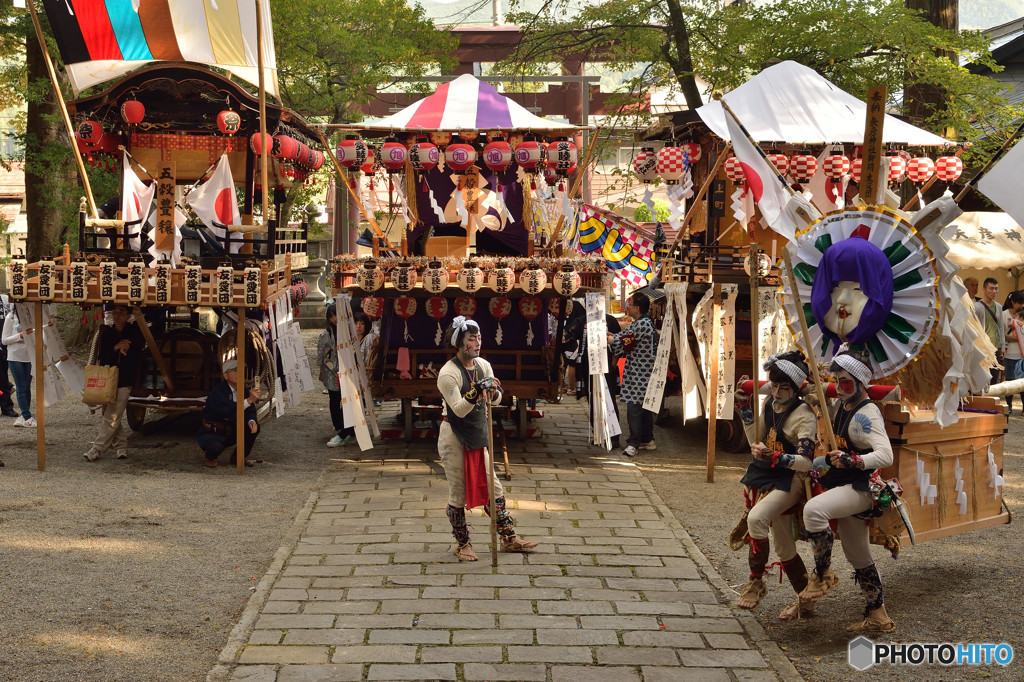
359, 74, 583, 132
41, 0, 279, 99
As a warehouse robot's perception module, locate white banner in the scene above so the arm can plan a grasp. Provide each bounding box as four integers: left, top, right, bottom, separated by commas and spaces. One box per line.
693, 284, 738, 415
643, 288, 676, 412
334, 295, 377, 450
666, 283, 705, 422
755, 286, 793, 382
585, 293, 608, 376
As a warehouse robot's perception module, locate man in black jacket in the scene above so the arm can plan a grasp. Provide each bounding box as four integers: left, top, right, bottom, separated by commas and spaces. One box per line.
196, 358, 261, 468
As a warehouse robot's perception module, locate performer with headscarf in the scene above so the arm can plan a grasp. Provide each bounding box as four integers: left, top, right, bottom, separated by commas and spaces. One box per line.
733, 351, 817, 620
800, 344, 895, 633
437, 315, 539, 561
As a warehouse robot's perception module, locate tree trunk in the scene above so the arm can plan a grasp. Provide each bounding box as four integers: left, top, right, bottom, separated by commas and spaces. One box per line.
664, 0, 704, 110
905, 0, 958, 127
25, 28, 77, 261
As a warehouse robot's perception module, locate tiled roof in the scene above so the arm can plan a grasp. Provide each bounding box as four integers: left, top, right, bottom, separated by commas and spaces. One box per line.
0, 162, 25, 199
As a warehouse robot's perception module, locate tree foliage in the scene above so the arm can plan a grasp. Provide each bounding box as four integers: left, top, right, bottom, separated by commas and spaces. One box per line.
501, 0, 1020, 150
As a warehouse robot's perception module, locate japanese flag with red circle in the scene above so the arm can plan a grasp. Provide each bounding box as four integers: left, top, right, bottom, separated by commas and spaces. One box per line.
186, 154, 243, 253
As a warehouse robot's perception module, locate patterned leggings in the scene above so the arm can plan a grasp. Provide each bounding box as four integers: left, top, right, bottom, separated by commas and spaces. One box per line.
446, 496, 516, 545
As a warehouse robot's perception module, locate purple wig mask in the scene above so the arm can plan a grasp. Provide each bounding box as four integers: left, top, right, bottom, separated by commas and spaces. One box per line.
810, 235, 893, 349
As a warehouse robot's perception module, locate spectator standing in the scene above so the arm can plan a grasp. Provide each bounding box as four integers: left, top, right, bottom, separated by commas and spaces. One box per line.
608, 290, 657, 457
0, 295, 18, 421
975, 278, 1006, 383
1003, 291, 1024, 414
83, 304, 143, 461
964, 277, 979, 301
1, 304, 35, 428
317, 303, 355, 447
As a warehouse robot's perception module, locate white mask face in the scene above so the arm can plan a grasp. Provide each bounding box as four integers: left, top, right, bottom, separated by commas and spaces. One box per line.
461, 333, 481, 359
824, 280, 869, 340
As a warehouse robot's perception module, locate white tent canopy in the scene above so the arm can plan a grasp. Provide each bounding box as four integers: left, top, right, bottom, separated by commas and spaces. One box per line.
698, 61, 952, 147
944, 212, 1024, 269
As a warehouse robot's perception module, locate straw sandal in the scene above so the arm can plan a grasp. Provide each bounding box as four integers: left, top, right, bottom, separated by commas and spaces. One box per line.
779, 597, 815, 620
454, 542, 478, 562
736, 578, 767, 609
500, 536, 539, 553
847, 615, 896, 633
799, 569, 839, 600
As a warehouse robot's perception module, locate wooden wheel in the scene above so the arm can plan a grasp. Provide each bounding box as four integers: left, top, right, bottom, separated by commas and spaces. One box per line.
126, 403, 147, 431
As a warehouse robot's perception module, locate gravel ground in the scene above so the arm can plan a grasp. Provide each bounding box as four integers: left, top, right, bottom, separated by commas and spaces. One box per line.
639, 396, 1023, 680
0, 327, 333, 682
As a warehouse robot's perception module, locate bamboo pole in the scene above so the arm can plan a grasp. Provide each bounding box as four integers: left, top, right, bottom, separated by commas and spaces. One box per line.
236, 308, 247, 475
547, 127, 603, 249
316, 130, 394, 249
748, 241, 760, 443
25, 0, 98, 218
255, 0, 270, 227
662, 143, 732, 260
486, 401, 498, 568
781, 250, 837, 451
34, 302, 46, 470
706, 284, 722, 483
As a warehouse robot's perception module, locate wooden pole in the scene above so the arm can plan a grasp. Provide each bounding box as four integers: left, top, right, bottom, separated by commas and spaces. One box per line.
859, 86, 887, 206
663, 143, 733, 260
486, 400, 498, 567
236, 309, 247, 475
748, 242, 760, 443
25, 0, 98, 218
255, 0, 270, 227
547, 127, 602, 249
781, 250, 837, 450
34, 302, 45, 471
316, 130, 393, 249
706, 284, 722, 482
132, 307, 174, 392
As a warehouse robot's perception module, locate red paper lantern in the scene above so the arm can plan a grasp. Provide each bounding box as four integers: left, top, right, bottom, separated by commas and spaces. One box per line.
514, 139, 545, 172
656, 146, 687, 184
543, 167, 558, 187
445, 138, 477, 174
337, 135, 369, 169
489, 297, 512, 319
359, 146, 376, 175
361, 296, 383, 319
822, 153, 850, 180
425, 296, 448, 319
394, 296, 418, 318
429, 131, 452, 148
906, 157, 935, 184
309, 150, 325, 171
454, 297, 477, 317
250, 132, 273, 155
98, 132, 121, 156
678, 142, 702, 164
120, 100, 145, 125
76, 120, 103, 145
789, 152, 818, 184
547, 298, 563, 316
296, 144, 313, 168
935, 156, 963, 183
217, 110, 241, 135
766, 151, 790, 176
724, 156, 746, 184
850, 158, 863, 184
886, 153, 907, 183
518, 296, 542, 319
483, 139, 513, 173
272, 135, 299, 160
409, 140, 439, 173
380, 139, 408, 173
546, 139, 578, 177
634, 147, 659, 183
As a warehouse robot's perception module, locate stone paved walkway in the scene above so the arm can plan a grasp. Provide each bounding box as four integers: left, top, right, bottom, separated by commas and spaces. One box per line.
209, 402, 800, 682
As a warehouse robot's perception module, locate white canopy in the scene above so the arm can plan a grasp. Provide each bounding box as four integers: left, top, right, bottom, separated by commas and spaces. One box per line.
698, 61, 952, 147
944, 212, 1024, 269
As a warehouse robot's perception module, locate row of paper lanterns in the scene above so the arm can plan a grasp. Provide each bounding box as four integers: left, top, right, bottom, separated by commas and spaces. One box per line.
355, 260, 582, 297
76, 103, 245, 143
337, 135, 579, 178
366, 294, 567, 321
724, 150, 963, 185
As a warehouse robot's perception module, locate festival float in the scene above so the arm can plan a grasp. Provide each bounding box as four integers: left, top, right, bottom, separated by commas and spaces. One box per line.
9, 0, 315, 473
638, 61, 1011, 545
324, 75, 615, 447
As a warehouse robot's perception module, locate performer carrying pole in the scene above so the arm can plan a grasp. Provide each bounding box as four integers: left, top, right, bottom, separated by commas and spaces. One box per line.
436, 317, 538, 561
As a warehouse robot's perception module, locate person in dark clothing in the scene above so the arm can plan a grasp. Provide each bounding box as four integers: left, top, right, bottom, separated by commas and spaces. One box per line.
565, 302, 623, 449
0, 295, 20, 420
196, 358, 261, 468
84, 304, 144, 461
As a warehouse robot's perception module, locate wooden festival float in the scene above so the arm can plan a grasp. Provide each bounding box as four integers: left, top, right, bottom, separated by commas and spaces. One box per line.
322, 75, 613, 460
12, 0, 316, 473
639, 61, 1010, 546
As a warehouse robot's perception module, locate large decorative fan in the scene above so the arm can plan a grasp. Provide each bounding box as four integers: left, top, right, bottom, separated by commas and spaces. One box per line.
780, 207, 939, 380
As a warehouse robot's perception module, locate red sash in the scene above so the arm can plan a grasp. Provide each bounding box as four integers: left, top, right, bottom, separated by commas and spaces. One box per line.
463, 446, 489, 509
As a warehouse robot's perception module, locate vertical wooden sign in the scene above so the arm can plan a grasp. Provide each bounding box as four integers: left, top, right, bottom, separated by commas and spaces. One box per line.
155, 161, 177, 252
184, 264, 202, 305
127, 260, 146, 303
154, 263, 171, 304
69, 260, 88, 301
10, 258, 26, 299
217, 265, 234, 306
37, 260, 55, 301
99, 262, 117, 300
244, 266, 260, 307
860, 86, 887, 206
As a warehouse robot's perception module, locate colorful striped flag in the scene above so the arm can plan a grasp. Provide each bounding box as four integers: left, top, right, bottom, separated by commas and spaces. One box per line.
574, 206, 655, 288
41, 0, 279, 98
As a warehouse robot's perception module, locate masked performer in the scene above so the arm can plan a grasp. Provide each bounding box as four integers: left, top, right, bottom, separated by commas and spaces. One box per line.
800, 344, 895, 633
437, 316, 538, 561
734, 351, 817, 620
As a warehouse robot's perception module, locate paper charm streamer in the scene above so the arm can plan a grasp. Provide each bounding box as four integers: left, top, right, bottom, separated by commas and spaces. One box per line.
488, 296, 512, 346
519, 296, 542, 346
692, 284, 738, 415
426, 296, 448, 346
394, 296, 417, 343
